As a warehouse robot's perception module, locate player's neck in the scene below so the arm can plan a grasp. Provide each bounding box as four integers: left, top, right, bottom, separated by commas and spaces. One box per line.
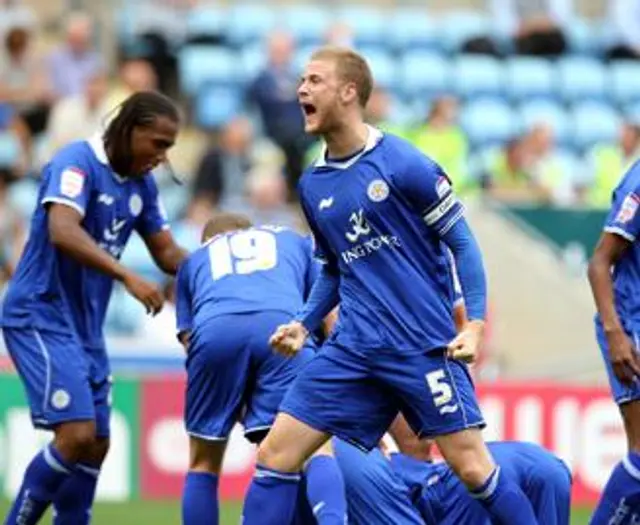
323, 121, 369, 160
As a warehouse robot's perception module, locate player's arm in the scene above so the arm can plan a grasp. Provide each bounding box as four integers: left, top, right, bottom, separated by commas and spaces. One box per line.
142, 229, 188, 276
447, 247, 469, 332
588, 190, 640, 384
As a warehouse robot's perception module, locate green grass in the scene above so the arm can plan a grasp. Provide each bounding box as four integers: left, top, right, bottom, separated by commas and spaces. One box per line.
0, 499, 593, 524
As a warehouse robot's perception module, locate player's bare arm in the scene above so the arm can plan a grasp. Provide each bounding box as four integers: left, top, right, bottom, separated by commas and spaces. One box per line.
143, 229, 188, 275
588, 232, 640, 384
48, 203, 163, 315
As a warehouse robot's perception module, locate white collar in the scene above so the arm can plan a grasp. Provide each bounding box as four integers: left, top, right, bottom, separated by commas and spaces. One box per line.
86, 134, 127, 184
314, 125, 382, 170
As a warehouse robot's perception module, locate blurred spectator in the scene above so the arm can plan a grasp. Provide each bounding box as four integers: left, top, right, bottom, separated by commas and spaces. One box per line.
172, 196, 216, 252
0, 168, 26, 281
47, 12, 102, 99
0, 26, 53, 135
247, 31, 309, 197
605, 0, 640, 60
0, 0, 35, 37
105, 58, 158, 111
192, 116, 254, 210
410, 96, 470, 193
0, 102, 31, 176
43, 69, 109, 159
235, 167, 299, 229
584, 122, 640, 208
489, 0, 573, 57
325, 22, 355, 48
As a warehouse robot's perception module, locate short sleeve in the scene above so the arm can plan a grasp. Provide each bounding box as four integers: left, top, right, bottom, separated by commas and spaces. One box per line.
175, 260, 193, 336
41, 147, 92, 217
136, 177, 170, 237
604, 165, 640, 242
395, 151, 464, 237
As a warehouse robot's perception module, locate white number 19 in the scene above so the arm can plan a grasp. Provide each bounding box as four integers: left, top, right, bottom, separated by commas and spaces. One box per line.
208, 230, 278, 280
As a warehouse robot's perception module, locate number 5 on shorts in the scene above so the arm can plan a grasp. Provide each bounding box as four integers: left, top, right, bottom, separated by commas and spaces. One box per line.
426, 369, 454, 409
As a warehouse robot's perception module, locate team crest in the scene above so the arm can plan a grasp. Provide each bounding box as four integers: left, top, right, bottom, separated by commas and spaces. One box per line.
60, 168, 85, 198
367, 179, 389, 202
616, 193, 640, 224
129, 193, 143, 217
51, 389, 71, 410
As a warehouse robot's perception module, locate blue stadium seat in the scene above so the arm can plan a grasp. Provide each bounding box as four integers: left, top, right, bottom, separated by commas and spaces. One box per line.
388, 8, 438, 53
194, 86, 242, 130
293, 45, 319, 74
506, 58, 556, 102
158, 185, 189, 222
120, 234, 164, 283
570, 102, 622, 151
610, 61, 640, 106
178, 46, 243, 96
624, 102, 640, 123
0, 132, 21, 168
241, 45, 266, 81
227, 4, 276, 46
566, 17, 605, 56
7, 177, 38, 218
399, 51, 451, 100
185, 5, 227, 40
556, 57, 607, 103
518, 100, 571, 147
105, 286, 142, 335
337, 6, 387, 48
452, 55, 504, 99
359, 49, 397, 91
461, 99, 519, 148
282, 5, 331, 46
438, 11, 491, 53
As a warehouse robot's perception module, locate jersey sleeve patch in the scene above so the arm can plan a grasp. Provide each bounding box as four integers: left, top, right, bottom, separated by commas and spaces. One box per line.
615, 193, 640, 224
59, 168, 86, 198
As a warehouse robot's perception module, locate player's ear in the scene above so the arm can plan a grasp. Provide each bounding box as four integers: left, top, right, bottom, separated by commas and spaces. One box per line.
340, 81, 358, 105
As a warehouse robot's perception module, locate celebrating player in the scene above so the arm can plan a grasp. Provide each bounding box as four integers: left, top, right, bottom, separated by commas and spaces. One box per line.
242, 46, 539, 525
1, 91, 187, 525
588, 160, 640, 524
175, 212, 346, 525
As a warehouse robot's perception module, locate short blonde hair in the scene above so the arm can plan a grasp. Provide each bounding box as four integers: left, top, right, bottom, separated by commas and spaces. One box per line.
311, 46, 373, 108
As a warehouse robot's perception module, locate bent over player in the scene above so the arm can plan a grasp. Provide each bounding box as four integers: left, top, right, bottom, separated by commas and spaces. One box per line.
242, 46, 539, 525
1, 91, 187, 525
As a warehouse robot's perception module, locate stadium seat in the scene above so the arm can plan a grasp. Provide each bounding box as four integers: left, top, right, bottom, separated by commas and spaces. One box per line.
399, 51, 451, 100
623, 102, 640, 123
461, 99, 519, 148
185, 5, 227, 42
358, 48, 397, 91
7, 177, 38, 218
281, 5, 331, 46
240, 45, 266, 80
556, 57, 607, 103
158, 185, 189, 222
518, 100, 571, 147
0, 132, 21, 168
120, 233, 164, 283
388, 8, 438, 53
194, 85, 242, 130
227, 4, 276, 46
337, 6, 387, 48
452, 55, 504, 100
570, 102, 622, 151
566, 17, 605, 56
178, 46, 243, 96
438, 11, 491, 53
505, 57, 556, 102
610, 61, 640, 106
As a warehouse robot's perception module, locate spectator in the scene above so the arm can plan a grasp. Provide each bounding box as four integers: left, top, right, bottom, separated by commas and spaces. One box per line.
47, 11, 102, 99
43, 68, 109, 159
0, 0, 36, 37
0, 102, 31, 176
105, 58, 158, 111
247, 30, 309, 196
0, 26, 53, 135
410, 96, 470, 193
605, 0, 640, 60
0, 168, 26, 281
192, 116, 254, 210
489, 0, 573, 57
584, 122, 640, 208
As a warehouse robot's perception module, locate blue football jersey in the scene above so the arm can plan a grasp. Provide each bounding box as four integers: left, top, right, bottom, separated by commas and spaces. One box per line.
299, 126, 460, 352
1, 136, 168, 347
601, 160, 640, 325
175, 225, 318, 336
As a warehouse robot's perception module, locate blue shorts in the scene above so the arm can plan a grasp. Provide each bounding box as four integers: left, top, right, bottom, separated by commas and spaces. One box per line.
280, 343, 485, 451
596, 320, 640, 405
185, 311, 315, 442
3, 327, 112, 436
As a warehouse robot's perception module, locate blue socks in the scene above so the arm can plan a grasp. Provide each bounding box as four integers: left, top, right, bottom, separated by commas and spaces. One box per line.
182, 471, 219, 525
590, 452, 640, 525
470, 466, 538, 525
4, 444, 73, 525
304, 455, 347, 525
242, 464, 300, 525
52, 462, 100, 525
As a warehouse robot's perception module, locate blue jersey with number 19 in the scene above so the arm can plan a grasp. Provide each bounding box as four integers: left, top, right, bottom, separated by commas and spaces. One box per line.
299, 126, 459, 353
175, 225, 318, 336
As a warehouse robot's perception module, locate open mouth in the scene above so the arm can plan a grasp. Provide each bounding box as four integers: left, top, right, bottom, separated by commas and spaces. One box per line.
301, 103, 317, 116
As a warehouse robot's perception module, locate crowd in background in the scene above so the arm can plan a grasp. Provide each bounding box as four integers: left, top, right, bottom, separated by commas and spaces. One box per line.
0, 0, 639, 347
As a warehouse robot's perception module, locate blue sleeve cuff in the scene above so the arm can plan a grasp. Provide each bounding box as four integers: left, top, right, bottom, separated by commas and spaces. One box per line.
294, 265, 340, 333
442, 218, 487, 321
